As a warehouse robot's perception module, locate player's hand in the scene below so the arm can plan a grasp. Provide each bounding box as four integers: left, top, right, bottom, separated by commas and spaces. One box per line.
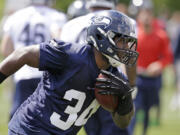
95, 70, 134, 99
146, 61, 163, 77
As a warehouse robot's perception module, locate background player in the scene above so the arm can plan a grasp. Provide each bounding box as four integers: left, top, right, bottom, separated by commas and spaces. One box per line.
60, 1, 137, 135
0, 10, 138, 135
128, 5, 173, 135
0, 0, 67, 119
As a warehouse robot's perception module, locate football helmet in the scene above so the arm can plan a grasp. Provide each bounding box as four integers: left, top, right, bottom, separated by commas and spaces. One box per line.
86, 0, 115, 9
86, 10, 139, 67
67, 0, 89, 19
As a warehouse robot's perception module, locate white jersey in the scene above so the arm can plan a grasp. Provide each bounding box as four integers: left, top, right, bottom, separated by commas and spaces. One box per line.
60, 11, 137, 44
60, 12, 96, 44
3, 5, 67, 82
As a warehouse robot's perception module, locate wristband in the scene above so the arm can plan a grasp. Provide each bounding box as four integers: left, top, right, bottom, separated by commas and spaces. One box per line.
0, 72, 7, 83
116, 94, 133, 116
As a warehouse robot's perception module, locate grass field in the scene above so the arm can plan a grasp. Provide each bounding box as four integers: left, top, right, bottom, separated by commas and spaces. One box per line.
1, 66, 180, 135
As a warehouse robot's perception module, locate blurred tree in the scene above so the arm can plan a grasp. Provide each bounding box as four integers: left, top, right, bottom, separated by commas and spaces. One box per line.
153, 0, 179, 13
115, 0, 180, 15
55, 0, 74, 12
116, 0, 130, 5
0, 0, 5, 17
0, 0, 179, 18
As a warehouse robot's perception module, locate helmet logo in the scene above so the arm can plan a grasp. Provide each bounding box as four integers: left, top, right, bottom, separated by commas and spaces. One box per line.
91, 16, 111, 28
107, 47, 113, 53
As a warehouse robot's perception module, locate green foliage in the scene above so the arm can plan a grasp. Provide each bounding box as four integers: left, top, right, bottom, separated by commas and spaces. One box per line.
55, 0, 74, 13
153, 0, 180, 14
166, 0, 180, 12
116, 0, 131, 5
0, 0, 5, 18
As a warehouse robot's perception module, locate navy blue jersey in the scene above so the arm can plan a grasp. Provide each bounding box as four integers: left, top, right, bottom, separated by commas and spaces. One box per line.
8, 39, 128, 135
9, 39, 100, 135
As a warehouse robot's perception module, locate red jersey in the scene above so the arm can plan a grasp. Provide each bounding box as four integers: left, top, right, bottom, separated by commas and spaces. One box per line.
137, 20, 173, 69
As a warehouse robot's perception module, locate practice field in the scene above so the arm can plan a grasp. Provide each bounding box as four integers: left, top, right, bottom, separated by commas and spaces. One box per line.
0, 66, 180, 135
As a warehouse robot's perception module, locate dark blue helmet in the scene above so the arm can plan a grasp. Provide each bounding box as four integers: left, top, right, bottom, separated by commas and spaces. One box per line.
86, 10, 138, 67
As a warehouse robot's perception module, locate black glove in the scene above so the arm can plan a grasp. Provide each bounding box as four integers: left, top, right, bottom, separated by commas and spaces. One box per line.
95, 70, 133, 99
95, 70, 134, 115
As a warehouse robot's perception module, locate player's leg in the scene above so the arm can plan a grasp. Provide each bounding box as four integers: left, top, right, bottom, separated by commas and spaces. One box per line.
98, 107, 114, 135
142, 109, 149, 135
142, 76, 162, 135
154, 76, 162, 126
170, 60, 180, 110
141, 87, 151, 135
97, 107, 129, 135
128, 76, 144, 135
84, 109, 100, 135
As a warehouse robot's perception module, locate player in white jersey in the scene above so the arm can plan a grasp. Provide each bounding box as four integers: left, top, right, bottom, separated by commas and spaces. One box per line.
61, 0, 115, 44
0, 0, 67, 119
60, 12, 93, 44
60, 1, 137, 135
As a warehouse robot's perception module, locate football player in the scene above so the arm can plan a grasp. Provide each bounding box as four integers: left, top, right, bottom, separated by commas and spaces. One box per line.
60, 0, 137, 135
67, 0, 89, 20
0, 0, 67, 119
0, 10, 138, 135
128, 6, 173, 135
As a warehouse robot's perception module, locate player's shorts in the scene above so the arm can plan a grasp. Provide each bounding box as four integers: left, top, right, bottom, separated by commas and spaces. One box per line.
134, 75, 162, 110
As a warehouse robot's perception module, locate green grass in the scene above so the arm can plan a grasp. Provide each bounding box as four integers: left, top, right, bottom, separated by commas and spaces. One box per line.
134, 66, 180, 135
0, 80, 11, 135
1, 67, 180, 135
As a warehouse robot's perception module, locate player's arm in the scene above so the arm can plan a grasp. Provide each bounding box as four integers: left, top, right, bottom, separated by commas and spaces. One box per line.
95, 70, 134, 128
115, 65, 136, 127
0, 33, 14, 57
125, 64, 138, 99
118, 64, 137, 99
125, 65, 136, 86
0, 45, 39, 83
112, 105, 134, 128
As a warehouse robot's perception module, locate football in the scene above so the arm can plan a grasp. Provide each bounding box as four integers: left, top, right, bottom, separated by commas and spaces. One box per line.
95, 73, 119, 112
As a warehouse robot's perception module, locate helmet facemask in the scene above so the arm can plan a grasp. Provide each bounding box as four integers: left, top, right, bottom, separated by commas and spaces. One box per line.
109, 32, 139, 66
86, 10, 139, 67
93, 27, 138, 67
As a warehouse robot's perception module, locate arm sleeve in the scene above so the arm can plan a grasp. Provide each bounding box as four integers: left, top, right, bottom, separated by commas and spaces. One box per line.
39, 40, 68, 72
